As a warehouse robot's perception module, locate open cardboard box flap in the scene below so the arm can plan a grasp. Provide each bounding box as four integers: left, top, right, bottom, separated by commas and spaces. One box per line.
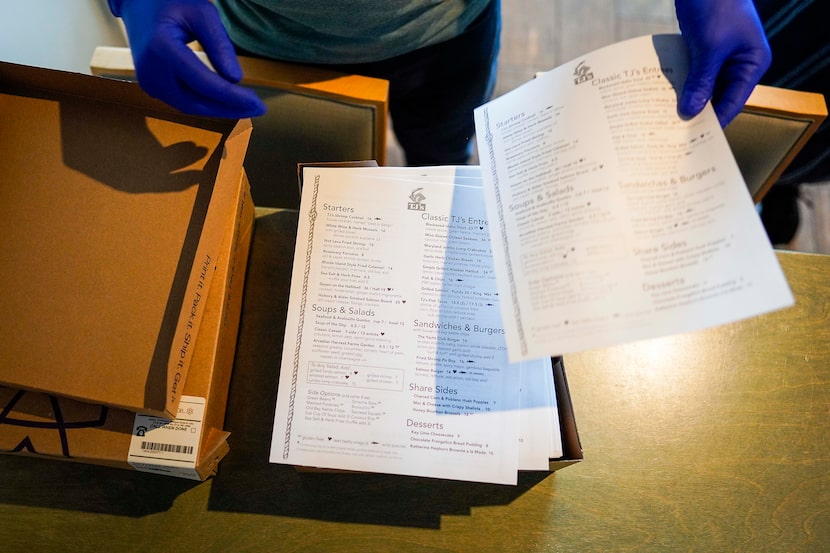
0, 61, 252, 417
0, 173, 255, 480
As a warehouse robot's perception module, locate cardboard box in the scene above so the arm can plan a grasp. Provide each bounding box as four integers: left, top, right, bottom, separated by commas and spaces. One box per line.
0, 61, 252, 417
0, 175, 254, 480
546, 356, 583, 472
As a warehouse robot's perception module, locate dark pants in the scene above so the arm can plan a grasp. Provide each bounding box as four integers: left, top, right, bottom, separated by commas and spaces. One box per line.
751, 1, 830, 242
238, 0, 501, 166
328, 0, 501, 166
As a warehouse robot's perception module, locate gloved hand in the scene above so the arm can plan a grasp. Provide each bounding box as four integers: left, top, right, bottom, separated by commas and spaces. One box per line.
675, 0, 771, 127
108, 0, 266, 118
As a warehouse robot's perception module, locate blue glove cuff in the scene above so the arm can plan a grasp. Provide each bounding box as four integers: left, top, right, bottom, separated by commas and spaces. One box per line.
107, 0, 124, 17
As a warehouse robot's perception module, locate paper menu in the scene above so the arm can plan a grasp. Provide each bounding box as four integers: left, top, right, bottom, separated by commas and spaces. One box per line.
517, 361, 560, 471
269, 166, 558, 484
474, 34, 794, 361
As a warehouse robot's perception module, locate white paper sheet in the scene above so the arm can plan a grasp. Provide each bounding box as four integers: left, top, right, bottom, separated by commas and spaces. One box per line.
518, 360, 561, 470
474, 34, 794, 361
270, 166, 555, 484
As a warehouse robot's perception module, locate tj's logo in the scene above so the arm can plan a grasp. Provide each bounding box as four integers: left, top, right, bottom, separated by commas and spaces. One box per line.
573, 60, 594, 85
408, 187, 426, 211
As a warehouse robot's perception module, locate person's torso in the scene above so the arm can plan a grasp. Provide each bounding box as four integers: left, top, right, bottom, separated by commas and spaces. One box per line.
215, 0, 490, 64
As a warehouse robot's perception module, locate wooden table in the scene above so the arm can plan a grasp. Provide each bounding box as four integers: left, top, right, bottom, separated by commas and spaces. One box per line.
2, 208, 829, 552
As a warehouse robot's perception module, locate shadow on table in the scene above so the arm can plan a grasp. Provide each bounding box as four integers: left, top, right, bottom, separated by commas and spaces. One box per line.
0, 454, 198, 516
208, 456, 552, 529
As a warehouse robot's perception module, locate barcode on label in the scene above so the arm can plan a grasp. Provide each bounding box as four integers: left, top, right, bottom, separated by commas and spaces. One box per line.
141, 441, 194, 455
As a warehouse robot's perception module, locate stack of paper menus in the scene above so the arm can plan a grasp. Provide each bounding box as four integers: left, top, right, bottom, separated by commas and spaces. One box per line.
270, 34, 794, 485
270, 165, 563, 485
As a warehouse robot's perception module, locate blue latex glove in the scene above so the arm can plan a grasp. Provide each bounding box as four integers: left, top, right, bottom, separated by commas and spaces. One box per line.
108, 0, 266, 118
675, 0, 771, 127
